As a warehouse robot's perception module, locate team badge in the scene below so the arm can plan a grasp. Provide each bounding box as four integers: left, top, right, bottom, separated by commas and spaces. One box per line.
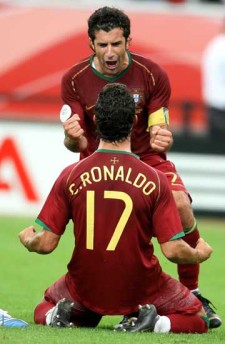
130, 88, 145, 109
133, 93, 139, 103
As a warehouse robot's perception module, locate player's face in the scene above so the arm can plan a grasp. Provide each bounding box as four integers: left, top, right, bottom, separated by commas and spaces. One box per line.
90, 28, 130, 77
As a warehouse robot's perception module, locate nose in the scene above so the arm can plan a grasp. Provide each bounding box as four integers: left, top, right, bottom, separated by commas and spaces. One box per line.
105, 44, 114, 57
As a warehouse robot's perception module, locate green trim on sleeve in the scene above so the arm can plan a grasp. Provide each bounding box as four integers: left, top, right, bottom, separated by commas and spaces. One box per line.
184, 218, 197, 234
35, 218, 52, 232
169, 231, 185, 241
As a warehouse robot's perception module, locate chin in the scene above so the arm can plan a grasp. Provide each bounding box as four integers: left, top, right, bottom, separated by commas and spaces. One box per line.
107, 68, 119, 76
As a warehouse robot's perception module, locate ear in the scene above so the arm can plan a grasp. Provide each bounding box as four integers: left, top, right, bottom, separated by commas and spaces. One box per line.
93, 114, 96, 123
126, 36, 132, 50
89, 38, 95, 52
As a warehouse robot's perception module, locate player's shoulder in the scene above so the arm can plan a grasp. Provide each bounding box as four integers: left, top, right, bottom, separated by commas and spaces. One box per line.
131, 52, 167, 77
62, 156, 93, 181
56, 160, 82, 182
62, 56, 91, 80
131, 52, 162, 70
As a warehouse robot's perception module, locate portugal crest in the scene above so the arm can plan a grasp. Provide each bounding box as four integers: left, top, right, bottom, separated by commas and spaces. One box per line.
130, 88, 145, 109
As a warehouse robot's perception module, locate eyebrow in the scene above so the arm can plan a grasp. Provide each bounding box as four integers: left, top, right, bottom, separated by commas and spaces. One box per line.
96, 40, 123, 46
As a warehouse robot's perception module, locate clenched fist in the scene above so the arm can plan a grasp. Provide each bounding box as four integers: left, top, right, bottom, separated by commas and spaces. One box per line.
150, 125, 173, 152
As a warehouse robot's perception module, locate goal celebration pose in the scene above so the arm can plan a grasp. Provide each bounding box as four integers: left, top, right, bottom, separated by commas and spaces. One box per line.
19, 84, 212, 333
60, 6, 221, 328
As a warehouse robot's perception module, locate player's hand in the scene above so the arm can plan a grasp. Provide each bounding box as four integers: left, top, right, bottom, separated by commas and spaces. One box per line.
18, 226, 36, 247
196, 237, 213, 262
63, 114, 84, 139
150, 125, 173, 152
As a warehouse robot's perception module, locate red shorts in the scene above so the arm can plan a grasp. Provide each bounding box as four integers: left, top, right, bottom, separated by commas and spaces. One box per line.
150, 272, 202, 315
43, 274, 102, 327
142, 155, 190, 195
41, 272, 201, 323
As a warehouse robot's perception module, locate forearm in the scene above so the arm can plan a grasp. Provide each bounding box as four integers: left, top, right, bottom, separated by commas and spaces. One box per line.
22, 233, 51, 254
161, 238, 212, 264
167, 245, 202, 264
64, 134, 88, 153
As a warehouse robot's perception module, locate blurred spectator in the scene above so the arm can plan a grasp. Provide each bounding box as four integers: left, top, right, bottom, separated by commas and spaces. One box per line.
202, 18, 225, 139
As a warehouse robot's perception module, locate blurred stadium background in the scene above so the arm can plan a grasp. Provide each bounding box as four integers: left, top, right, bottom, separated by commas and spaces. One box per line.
0, 0, 224, 218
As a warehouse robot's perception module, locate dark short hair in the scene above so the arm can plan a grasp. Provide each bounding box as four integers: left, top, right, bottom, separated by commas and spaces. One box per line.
88, 7, 130, 42
95, 83, 135, 142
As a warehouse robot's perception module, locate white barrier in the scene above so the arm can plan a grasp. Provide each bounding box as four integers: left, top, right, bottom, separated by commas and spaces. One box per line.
0, 121, 79, 216
168, 152, 225, 213
0, 121, 224, 216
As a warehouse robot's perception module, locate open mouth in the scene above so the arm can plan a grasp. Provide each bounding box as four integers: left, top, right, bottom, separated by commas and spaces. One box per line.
105, 60, 118, 70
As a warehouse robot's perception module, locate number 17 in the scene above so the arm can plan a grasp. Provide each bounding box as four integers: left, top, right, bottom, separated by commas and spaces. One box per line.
86, 190, 133, 251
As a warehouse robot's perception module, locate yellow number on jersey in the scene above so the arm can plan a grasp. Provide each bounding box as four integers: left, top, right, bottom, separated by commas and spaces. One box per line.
86, 190, 133, 251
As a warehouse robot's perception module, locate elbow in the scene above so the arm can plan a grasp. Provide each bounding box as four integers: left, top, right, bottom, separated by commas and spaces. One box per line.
161, 242, 181, 263
163, 250, 179, 263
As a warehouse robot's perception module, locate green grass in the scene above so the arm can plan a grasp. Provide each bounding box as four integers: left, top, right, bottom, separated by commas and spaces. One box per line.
0, 216, 224, 343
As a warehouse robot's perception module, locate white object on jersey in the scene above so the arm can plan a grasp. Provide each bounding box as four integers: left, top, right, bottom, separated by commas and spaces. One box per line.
60, 104, 72, 123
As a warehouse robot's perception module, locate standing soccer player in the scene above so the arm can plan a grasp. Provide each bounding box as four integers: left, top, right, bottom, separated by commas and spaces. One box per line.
60, 7, 221, 329
19, 84, 212, 333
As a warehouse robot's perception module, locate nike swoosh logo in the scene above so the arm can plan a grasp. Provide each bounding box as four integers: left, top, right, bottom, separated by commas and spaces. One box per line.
85, 104, 95, 111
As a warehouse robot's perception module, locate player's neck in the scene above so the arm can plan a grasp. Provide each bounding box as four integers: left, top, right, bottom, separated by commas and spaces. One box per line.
98, 139, 131, 152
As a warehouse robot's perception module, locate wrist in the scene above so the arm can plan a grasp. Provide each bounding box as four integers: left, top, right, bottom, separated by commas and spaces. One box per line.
64, 135, 81, 152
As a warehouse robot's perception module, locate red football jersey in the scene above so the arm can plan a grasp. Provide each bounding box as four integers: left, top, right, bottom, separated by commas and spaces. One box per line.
36, 150, 184, 315
61, 52, 171, 160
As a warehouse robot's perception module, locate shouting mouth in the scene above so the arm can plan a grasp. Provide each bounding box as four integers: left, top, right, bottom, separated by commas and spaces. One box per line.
105, 60, 118, 71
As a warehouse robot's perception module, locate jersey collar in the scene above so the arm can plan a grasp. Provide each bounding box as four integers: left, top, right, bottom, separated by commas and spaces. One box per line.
96, 148, 139, 159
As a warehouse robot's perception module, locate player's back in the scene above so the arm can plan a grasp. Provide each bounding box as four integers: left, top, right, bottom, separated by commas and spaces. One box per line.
67, 150, 161, 253
65, 149, 182, 315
